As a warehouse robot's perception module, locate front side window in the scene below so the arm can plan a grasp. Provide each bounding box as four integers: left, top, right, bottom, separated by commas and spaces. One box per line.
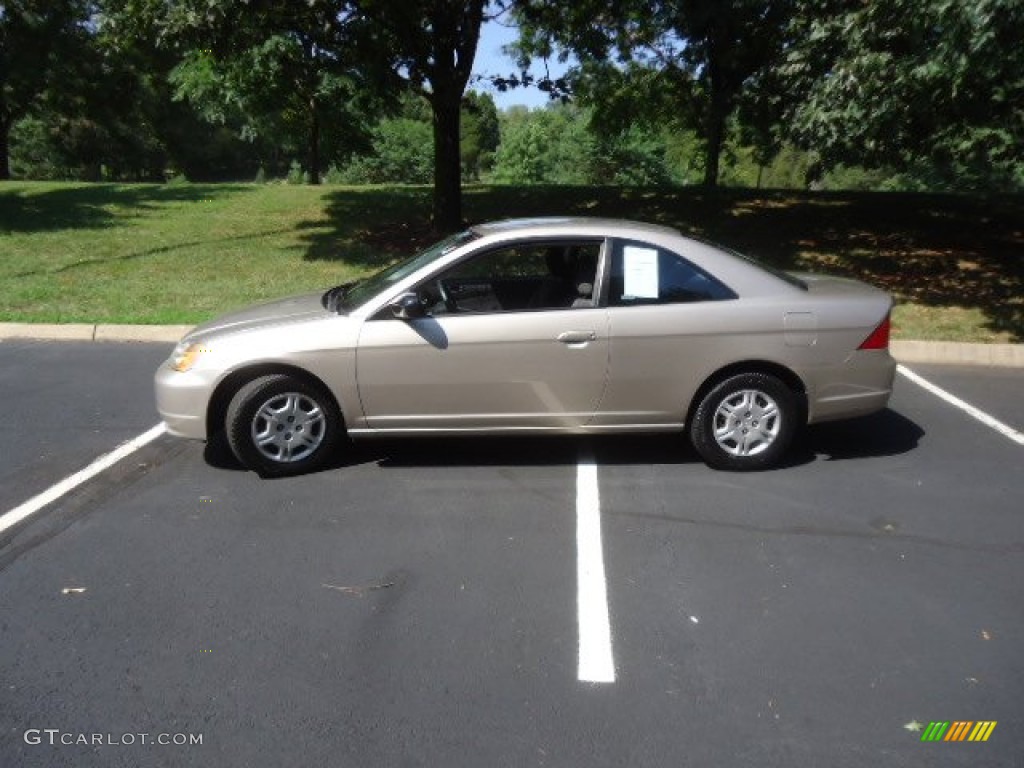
607, 240, 736, 306
419, 240, 602, 315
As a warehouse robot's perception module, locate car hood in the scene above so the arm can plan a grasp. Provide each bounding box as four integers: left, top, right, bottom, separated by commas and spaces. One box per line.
185, 291, 330, 341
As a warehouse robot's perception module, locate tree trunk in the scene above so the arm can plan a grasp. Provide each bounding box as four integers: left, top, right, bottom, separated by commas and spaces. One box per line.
431, 94, 463, 232
702, 34, 726, 188
702, 113, 723, 188
308, 99, 321, 185
702, 72, 729, 187
0, 116, 11, 180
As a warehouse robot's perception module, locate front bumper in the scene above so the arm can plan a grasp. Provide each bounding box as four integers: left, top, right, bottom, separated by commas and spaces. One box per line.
154, 363, 218, 440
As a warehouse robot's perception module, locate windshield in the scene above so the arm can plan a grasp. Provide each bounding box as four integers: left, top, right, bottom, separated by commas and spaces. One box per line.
336, 230, 479, 312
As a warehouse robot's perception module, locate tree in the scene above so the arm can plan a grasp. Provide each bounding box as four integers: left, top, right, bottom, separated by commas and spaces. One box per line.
335, 117, 434, 184
781, 0, 1024, 189
492, 106, 563, 183
358, 0, 490, 230
135, 0, 380, 185
460, 90, 499, 180
96, 1, 267, 181
0, 0, 92, 179
515, 0, 793, 187
491, 102, 679, 185
42, 5, 173, 181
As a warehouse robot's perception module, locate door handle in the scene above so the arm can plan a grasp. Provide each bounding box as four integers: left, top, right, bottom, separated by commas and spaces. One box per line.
557, 330, 597, 344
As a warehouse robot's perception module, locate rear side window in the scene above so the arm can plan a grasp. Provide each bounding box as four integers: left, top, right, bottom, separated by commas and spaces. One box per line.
607, 240, 736, 306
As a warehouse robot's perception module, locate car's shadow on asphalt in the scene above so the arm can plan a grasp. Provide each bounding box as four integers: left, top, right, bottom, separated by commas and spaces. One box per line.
328, 408, 925, 474
796, 408, 925, 464
203, 409, 924, 476
361, 433, 690, 468
202, 433, 244, 472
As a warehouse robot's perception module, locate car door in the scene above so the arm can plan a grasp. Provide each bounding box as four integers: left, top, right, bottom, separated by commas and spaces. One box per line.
355, 239, 609, 432
593, 238, 741, 427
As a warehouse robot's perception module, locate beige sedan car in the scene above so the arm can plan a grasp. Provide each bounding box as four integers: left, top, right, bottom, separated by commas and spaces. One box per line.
155, 218, 895, 476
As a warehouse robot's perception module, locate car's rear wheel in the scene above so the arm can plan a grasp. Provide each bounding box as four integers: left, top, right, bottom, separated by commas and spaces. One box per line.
226, 374, 342, 477
690, 372, 798, 471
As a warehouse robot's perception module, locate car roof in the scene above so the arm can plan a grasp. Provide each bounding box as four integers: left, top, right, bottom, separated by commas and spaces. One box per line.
470, 217, 682, 239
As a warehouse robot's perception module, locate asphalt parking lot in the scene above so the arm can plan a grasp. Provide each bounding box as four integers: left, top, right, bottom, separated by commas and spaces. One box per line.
1, 340, 1022, 767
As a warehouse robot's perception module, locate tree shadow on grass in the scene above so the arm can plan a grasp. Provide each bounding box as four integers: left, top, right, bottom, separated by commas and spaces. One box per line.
296, 186, 435, 270
0, 182, 253, 234
716, 190, 1024, 341
9, 227, 296, 279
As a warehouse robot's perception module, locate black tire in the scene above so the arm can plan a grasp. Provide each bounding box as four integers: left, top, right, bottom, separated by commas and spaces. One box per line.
689, 372, 799, 471
225, 374, 342, 477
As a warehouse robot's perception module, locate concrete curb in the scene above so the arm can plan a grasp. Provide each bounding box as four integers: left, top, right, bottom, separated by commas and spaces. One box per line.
889, 340, 1024, 368
1, 323, 1022, 368
0, 323, 192, 344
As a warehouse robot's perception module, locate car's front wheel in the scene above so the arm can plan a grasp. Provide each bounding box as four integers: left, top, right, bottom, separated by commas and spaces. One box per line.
690, 372, 799, 471
225, 374, 342, 477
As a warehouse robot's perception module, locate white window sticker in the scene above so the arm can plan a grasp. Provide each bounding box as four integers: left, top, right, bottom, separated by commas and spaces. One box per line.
622, 246, 659, 299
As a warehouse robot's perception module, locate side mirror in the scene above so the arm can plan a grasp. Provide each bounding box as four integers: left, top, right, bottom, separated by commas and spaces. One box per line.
390, 292, 425, 320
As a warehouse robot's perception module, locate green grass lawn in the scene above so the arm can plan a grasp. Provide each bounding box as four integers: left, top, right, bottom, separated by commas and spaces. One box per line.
1, 181, 1021, 341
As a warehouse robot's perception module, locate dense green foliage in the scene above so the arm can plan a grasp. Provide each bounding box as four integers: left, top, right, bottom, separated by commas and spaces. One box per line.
2, 0, 1022, 202
491, 104, 677, 185
1, 0, 96, 179
782, 0, 1024, 191
513, 0, 1023, 192
327, 91, 499, 184
161, 1, 379, 185
332, 119, 434, 184
515, 0, 793, 187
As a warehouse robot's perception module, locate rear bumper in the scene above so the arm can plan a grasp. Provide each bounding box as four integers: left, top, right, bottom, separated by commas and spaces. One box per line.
805, 350, 897, 424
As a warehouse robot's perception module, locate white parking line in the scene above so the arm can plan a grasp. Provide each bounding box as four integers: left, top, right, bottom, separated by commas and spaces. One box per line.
897, 365, 1024, 446
577, 457, 616, 683
0, 423, 167, 536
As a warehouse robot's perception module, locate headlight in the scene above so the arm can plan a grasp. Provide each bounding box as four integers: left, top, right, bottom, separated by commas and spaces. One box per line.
170, 342, 205, 372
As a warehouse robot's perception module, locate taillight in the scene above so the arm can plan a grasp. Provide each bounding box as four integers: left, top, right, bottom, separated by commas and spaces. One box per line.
858, 314, 891, 350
